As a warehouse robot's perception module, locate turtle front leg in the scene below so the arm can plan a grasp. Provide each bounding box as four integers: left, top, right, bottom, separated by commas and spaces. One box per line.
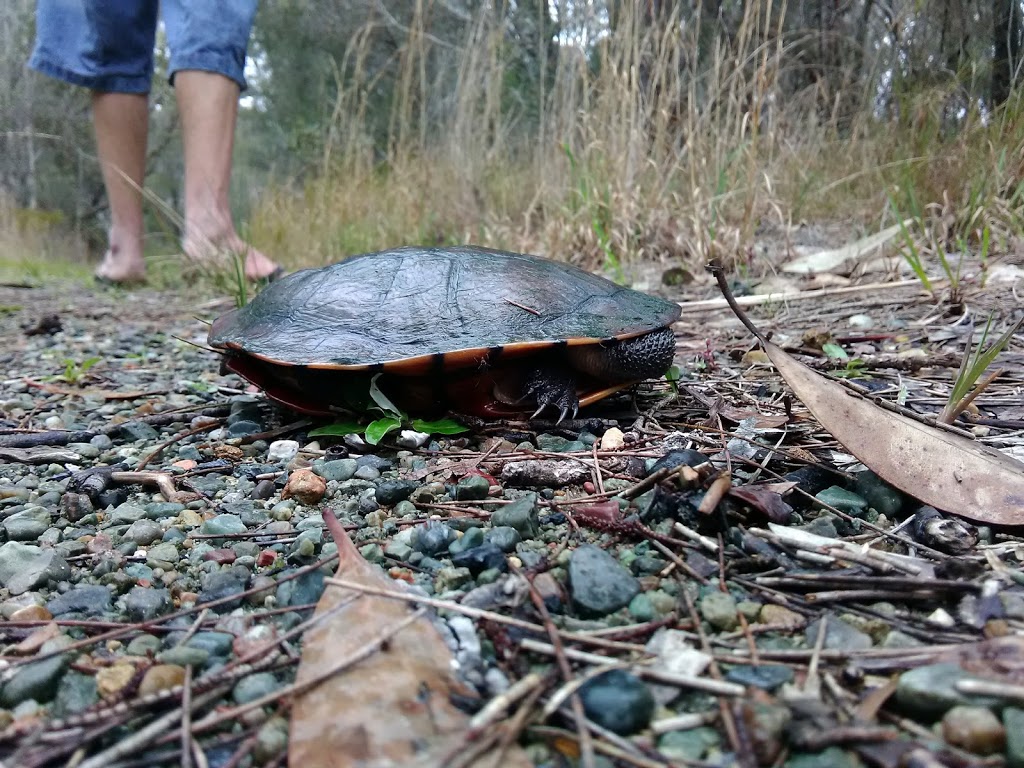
523, 368, 579, 423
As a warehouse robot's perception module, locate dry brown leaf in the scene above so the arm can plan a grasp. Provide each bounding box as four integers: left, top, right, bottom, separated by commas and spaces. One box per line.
289, 510, 531, 768
761, 338, 1024, 525
709, 262, 1024, 527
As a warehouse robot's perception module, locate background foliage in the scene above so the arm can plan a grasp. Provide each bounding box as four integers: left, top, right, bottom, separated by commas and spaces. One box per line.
2, 0, 1023, 272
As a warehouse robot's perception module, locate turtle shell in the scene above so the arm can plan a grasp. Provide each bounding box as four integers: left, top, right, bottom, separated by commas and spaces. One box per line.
208, 246, 680, 415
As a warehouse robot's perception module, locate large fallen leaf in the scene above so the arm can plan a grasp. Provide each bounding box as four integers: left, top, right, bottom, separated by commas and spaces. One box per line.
710, 264, 1024, 526
290, 510, 531, 767
781, 222, 908, 274
759, 338, 1024, 525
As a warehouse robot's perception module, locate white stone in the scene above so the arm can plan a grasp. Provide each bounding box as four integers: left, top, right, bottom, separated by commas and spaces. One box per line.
395, 429, 430, 449
267, 439, 300, 464
600, 427, 625, 451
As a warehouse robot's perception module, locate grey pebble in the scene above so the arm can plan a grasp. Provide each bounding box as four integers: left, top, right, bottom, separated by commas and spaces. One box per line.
158, 646, 210, 667
47, 585, 112, 617
375, 480, 418, 506
3, 506, 52, 540
124, 586, 170, 621
0, 637, 73, 707
109, 503, 146, 525
314, 458, 357, 482
414, 521, 456, 555
200, 514, 246, 536
233, 672, 280, 704
485, 526, 521, 553
454, 474, 490, 501
569, 545, 641, 617
124, 519, 163, 545
0, 543, 71, 596
501, 459, 589, 487
491, 495, 538, 537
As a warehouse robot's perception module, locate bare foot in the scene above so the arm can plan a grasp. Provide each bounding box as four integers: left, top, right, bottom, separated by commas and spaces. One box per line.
183, 234, 281, 281
95, 238, 147, 284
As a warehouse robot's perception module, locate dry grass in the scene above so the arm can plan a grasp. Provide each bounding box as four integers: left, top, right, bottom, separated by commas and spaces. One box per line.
10, 1, 1024, 284
245, 1, 1024, 281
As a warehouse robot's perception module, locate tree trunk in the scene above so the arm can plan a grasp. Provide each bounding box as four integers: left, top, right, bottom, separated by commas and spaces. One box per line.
992, 0, 1022, 106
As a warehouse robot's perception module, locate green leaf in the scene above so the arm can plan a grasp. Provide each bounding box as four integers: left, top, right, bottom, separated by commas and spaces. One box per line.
411, 417, 469, 435
664, 365, 682, 382
822, 343, 848, 360
368, 373, 402, 417
308, 421, 366, 437
364, 416, 402, 445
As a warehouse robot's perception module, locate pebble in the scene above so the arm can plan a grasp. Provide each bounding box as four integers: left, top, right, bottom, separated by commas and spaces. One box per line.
578, 669, 655, 735
233, 672, 280, 704
414, 521, 456, 555
659, 727, 721, 761
267, 440, 300, 464
451, 543, 507, 575
124, 519, 163, 545
599, 427, 625, 451
484, 526, 520, 552
47, 585, 112, 617
314, 458, 357, 482
942, 705, 1005, 754
124, 587, 170, 621
52, 672, 98, 717
254, 716, 289, 762
1005, 708, 1024, 768
276, 570, 324, 607
281, 469, 327, 505
96, 663, 137, 698
0, 636, 73, 707
0, 543, 70, 596
536, 433, 586, 452
375, 480, 418, 506
3, 506, 52, 540
158, 646, 210, 667
491, 494, 538, 536
198, 571, 249, 608
200, 514, 247, 537
700, 590, 739, 630
138, 665, 186, 696
501, 459, 589, 487
805, 615, 873, 651
454, 474, 490, 501
896, 663, 1003, 718
814, 486, 869, 515
109, 503, 147, 524
394, 429, 429, 449
850, 470, 905, 516
568, 545, 641, 617
725, 664, 794, 690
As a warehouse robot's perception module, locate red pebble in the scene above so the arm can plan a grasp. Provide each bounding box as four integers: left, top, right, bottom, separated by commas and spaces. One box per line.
256, 549, 277, 567
583, 481, 596, 494
203, 548, 237, 565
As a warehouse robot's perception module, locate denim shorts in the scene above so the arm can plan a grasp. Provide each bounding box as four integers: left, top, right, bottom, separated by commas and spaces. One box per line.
29, 0, 258, 93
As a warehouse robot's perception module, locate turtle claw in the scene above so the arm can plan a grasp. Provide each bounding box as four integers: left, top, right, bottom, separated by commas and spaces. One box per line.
524, 368, 579, 423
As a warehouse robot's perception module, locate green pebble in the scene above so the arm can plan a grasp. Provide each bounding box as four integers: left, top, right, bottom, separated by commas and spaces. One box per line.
448, 527, 485, 555
814, 486, 868, 515
658, 727, 721, 761
157, 646, 211, 667
126, 634, 162, 656
434, 566, 473, 593
700, 591, 738, 630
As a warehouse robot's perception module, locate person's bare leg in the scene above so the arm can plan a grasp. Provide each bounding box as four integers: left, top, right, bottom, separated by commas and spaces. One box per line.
93, 92, 148, 283
176, 70, 278, 280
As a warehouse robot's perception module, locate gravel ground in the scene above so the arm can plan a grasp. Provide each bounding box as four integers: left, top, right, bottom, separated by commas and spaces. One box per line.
1, 279, 1023, 768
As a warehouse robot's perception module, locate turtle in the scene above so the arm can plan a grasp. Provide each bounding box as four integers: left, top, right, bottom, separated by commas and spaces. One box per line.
208, 245, 681, 421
